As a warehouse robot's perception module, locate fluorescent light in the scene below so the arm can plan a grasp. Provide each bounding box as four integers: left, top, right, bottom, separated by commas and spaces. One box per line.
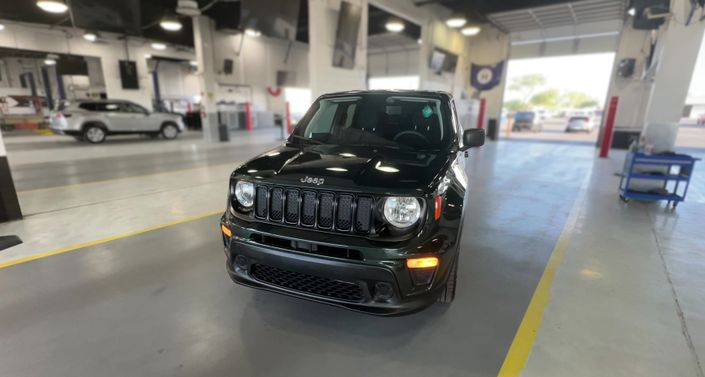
417, 38, 422, 44
385, 19, 405, 33
83, 32, 97, 42
44, 59, 57, 66
160, 16, 183, 31
36, 0, 68, 14
627, 7, 636, 16
189, 60, 198, 66
461, 26, 481, 36
0, 24, 5, 31
245, 28, 261, 37
151, 42, 167, 50
145, 54, 152, 59
446, 14, 467, 28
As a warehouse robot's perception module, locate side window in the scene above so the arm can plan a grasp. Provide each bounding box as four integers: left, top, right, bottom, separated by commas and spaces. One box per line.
78, 103, 96, 111
96, 103, 120, 112
122, 103, 148, 114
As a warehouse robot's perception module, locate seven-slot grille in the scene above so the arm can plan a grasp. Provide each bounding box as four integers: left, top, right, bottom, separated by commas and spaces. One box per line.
254, 185, 373, 234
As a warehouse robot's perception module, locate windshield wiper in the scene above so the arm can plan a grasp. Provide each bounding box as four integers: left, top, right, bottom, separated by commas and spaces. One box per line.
289, 134, 323, 145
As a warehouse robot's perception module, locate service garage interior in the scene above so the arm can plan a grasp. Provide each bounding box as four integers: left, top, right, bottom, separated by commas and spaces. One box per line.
1, 0, 705, 376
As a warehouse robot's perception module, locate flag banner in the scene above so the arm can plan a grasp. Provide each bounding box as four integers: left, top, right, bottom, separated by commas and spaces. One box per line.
470, 61, 505, 91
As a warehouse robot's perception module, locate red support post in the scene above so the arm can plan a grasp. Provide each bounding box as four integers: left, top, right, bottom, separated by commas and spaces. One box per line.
245, 101, 253, 132
285, 101, 292, 135
477, 98, 486, 129
599, 96, 619, 158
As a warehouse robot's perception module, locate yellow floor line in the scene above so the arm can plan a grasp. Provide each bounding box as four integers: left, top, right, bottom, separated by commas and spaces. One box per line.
496, 188, 586, 377
0, 210, 223, 270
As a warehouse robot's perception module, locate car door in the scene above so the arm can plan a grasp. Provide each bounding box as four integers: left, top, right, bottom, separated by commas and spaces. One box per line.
119, 102, 152, 132
96, 102, 130, 132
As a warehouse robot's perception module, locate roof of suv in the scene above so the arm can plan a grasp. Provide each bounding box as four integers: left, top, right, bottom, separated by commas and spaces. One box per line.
319, 90, 452, 99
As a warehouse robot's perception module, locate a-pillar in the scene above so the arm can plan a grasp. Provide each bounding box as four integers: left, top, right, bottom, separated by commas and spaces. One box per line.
193, 15, 220, 142
598, 0, 705, 149
308, 0, 368, 99
0, 131, 22, 223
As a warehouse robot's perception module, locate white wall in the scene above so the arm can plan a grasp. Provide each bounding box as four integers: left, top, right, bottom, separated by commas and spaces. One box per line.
0, 21, 195, 110
309, 0, 369, 99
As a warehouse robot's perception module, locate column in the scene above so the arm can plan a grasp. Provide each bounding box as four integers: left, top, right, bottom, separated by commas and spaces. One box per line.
0, 131, 22, 222
193, 15, 220, 142
308, 0, 368, 99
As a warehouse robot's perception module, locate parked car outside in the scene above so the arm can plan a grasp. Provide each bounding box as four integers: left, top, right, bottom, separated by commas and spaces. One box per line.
512, 111, 542, 132
220, 90, 485, 315
50, 99, 185, 143
565, 116, 595, 132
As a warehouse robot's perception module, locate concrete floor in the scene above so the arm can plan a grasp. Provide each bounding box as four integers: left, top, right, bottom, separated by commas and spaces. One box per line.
0, 130, 704, 376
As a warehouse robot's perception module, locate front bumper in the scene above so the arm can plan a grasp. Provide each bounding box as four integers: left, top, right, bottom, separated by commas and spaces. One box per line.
221, 220, 456, 316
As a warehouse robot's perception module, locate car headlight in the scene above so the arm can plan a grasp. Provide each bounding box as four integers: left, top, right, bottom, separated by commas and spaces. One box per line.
234, 181, 255, 207
383, 197, 421, 228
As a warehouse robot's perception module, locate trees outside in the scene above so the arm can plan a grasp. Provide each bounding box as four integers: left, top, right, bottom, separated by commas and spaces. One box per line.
504, 74, 600, 112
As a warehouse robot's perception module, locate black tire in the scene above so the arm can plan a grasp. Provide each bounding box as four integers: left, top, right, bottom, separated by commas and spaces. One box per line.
161, 123, 179, 140
437, 254, 459, 304
83, 124, 106, 144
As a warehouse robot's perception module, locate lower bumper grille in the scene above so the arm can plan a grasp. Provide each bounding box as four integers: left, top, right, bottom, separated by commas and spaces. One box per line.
250, 264, 365, 303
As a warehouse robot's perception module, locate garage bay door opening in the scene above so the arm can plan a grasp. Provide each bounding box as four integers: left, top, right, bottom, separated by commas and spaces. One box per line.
502, 52, 615, 144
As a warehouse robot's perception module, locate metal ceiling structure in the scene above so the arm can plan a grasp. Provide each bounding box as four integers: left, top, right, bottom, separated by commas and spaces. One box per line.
486, 0, 628, 32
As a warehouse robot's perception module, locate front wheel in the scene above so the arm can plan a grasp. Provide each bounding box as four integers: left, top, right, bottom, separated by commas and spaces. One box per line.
437, 255, 459, 304
161, 123, 179, 140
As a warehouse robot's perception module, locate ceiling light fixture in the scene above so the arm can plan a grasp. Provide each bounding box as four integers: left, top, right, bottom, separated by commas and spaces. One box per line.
159, 15, 183, 31
245, 28, 261, 37
145, 54, 152, 59
0, 24, 5, 31
446, 13, 467, 28
189, 60, 198, 66
151, 42, 167, 50
36, 0, 68, 14
627, 7, 636, 16
461, 26, 481, 36
385, 18, 405, 33
44, 58, 57, 65
83, 32, 97, 42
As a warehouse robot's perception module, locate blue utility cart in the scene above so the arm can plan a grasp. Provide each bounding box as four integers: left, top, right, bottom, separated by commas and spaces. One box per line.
618, 152, 700, 208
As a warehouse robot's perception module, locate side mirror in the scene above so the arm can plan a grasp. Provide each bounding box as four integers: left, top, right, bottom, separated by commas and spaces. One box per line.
461, 128, 485, 151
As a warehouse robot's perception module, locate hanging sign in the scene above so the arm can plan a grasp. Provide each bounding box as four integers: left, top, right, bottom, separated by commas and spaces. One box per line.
470, 61, 505, 91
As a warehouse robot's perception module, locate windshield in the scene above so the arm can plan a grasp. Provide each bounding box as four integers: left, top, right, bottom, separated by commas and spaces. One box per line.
515, 112, 535, 121
290, 94, 453, 151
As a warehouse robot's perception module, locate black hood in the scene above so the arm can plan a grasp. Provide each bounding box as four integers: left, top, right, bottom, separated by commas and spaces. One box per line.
234, 144, 451, 194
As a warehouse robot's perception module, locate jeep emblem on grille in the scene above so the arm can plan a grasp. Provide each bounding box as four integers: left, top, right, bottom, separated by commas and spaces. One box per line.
301, 176, 325, 186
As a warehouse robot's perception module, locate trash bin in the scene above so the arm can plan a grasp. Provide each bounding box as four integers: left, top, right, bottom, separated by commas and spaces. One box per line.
487, 118, 498, 141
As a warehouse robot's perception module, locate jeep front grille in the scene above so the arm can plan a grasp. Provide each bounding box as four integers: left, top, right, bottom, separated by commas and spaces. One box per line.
253, 185, 373, 234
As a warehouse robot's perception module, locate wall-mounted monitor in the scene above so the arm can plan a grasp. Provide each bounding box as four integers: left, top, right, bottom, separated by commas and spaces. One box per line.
119, 60, 139, 89
430, 48, 458, 74
223, 59, 234, 75
240, 0, 301, 40
56, 56, 89, 76
332, 1, 362, 69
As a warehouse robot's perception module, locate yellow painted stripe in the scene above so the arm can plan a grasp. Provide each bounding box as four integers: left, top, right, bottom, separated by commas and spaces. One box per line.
0, 210, 223, 270
497, 189, 585, 377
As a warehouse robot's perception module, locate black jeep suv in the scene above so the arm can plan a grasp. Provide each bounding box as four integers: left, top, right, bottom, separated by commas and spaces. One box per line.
220, 90, 484, 315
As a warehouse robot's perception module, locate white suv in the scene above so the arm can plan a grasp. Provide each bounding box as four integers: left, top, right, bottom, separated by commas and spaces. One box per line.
50, 99, 185, 143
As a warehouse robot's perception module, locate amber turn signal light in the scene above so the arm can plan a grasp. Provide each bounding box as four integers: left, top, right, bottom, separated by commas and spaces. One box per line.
434, 195, 442, 220
407, 257, 439, 269
221, 224, 232, 238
